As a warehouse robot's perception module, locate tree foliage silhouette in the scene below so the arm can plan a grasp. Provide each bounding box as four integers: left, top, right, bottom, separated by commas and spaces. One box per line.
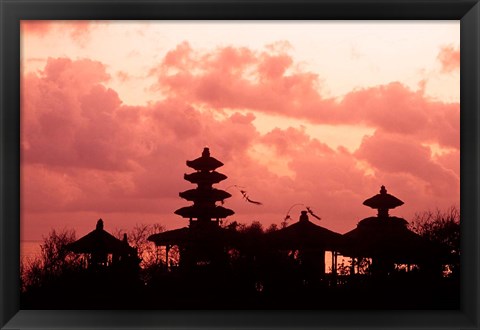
21, 229, 81, 292
409, 206, 460, 276
409, 206, 460, 253
115, 223, 165, 269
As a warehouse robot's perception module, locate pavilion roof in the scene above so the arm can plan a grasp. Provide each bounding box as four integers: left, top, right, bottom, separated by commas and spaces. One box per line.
148, 225, 239, 247
341, 216, 447, 263
147, 227, 190, 246
66, 219, 135, 255
268, 212, 343, 251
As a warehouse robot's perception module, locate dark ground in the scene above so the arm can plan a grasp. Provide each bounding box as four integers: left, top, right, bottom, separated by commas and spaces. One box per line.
21, 267, 460, 310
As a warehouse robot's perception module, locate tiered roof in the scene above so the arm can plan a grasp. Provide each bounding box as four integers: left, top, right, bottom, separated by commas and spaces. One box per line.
363, 185, 404, 218
174, 147, 234, 224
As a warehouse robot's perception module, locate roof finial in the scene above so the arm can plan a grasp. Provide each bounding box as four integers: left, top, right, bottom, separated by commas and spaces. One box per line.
380, 185, 387, 194
96, 219, 104, 231
299, 210, 309, 222
202, 147, 210, 157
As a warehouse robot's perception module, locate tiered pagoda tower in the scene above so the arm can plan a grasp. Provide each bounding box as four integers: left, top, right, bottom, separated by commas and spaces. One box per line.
175, 147, 234, 228
148, 148, 235, 269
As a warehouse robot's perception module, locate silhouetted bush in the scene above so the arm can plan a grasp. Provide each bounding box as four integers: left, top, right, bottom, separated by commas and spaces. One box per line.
409, 206, 460, 277
410, 206, 460, 252
21, 229, 81, 292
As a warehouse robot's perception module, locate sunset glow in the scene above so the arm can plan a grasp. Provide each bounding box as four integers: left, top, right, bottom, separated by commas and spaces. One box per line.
20, 20, 460, 241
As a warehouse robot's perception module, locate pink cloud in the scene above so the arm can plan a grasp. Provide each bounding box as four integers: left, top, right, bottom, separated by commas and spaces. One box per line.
355, 131, 459, 198
261, 126, 334, 156
437, 45, 460, 73
151, 43, 459, 150
151, 42, 328, 119
21, 21, 52, 36
116, 71, 131, 82
22, 58, 261, 214
21, 21, 94, 45
21, 52, 459, 240
21, 58, 133, 170
338, 83, 430, 133
433, 149, 460, 178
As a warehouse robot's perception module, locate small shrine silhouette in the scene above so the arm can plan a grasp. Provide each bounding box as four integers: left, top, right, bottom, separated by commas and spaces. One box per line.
268, 210, 343, 283
66, 218, 139, 270
341, 186, 446, 276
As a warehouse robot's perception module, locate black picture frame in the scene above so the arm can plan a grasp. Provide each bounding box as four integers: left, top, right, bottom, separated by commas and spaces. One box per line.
1, 0, 479, 329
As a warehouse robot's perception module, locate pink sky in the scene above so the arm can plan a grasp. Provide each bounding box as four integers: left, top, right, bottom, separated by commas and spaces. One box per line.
20, 21, 460, 241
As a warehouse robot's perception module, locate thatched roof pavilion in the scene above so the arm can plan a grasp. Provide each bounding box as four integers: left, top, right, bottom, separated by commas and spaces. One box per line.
269, 211, 342, 252
341, 186, 447, 274
66, 219, 137, 267
342, 216, 442, 264
268, 210, 343, 279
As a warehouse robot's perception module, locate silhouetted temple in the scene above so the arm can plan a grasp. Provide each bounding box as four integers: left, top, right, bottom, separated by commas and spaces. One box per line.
341, 186, 445, 276
148, 148, 235, 268
66, 219, 138, 269
269, 210, 342, 280
175, 147, 234, 226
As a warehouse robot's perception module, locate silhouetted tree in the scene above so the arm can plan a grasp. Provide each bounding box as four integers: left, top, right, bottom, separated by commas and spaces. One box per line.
240, 221, 264, 235
337, 260, 351, 276
236, 221, 265, 257
265, 223, 279, 233
410, 206, 460, 251
21, 229, 81, 292
20, 257, 43, 292
409, 206, 460, 276
336, 258, 372, 276
41, 229, 79, 273
115, 223, 165, 269
114, 223, 169, 286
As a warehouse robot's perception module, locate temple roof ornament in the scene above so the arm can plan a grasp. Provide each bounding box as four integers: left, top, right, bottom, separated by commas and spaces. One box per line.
363, 185, 404, 218
186, 147, 224, 172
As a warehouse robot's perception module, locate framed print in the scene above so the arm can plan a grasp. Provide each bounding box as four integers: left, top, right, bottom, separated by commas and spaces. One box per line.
1, 0, 479, 329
